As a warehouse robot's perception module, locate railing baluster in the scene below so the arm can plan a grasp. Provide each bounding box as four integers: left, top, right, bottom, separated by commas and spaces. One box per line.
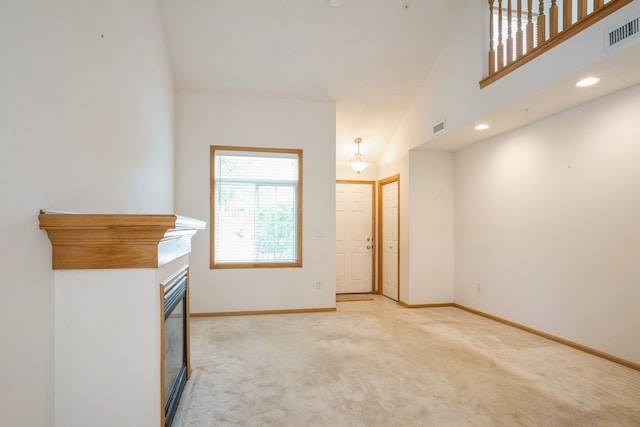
526, 0, 534, 51
563, 0, 573, 29
498, 0, 504, 70
578, 0, 588, 19
537, 0, 546, 45
507, 0, 514, 64
550, 1, 559, 37
488, 0, 496, 75
516, 0, 524, 59
595, 0, 605, 10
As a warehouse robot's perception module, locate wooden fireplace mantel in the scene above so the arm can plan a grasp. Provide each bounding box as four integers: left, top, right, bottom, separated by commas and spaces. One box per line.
38, 210, 206, 269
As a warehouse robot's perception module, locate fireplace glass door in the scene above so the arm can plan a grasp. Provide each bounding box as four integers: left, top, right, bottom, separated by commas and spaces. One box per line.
164, 275, 188, 426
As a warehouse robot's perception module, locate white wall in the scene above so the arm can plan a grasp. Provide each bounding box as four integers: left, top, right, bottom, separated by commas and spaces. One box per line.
176, 92, 336, 313
0, 1, 175, 425
455, 83, 640, 364
408, 151, 455, 304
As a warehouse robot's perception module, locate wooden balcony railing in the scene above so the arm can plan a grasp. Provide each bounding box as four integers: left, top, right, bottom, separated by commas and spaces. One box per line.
480, 0, 633, 88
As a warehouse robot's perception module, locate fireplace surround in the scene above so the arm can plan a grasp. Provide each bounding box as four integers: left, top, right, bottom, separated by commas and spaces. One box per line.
39, 211, 205, 427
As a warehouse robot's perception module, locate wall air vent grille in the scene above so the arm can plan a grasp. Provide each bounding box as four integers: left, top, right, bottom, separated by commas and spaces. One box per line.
604, 14, 640, 52
432, 119, 446, 135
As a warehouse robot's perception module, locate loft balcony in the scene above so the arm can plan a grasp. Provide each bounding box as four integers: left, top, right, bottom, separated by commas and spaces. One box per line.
481, 0, 636, 87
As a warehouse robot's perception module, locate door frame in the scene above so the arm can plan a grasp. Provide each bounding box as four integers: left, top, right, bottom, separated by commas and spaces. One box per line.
336, 180, 377, 293
378, 174, 400, 300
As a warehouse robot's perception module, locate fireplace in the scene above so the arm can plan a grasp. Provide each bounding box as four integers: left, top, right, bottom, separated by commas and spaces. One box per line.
39, 212, 205, 426
163, 271, 189, 427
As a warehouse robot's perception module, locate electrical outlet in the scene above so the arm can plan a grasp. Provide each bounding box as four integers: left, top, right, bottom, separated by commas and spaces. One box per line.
476, 283, 481, 292
316, 281, 322, 290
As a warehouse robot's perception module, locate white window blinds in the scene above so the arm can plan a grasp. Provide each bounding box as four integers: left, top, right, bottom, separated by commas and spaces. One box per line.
212, 148, 301, 266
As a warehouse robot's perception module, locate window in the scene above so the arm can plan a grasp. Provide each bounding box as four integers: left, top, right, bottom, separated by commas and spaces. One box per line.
210, 146, 302, 269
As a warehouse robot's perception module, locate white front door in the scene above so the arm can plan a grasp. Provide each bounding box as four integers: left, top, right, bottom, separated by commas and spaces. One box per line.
381, 178, 399, 301
336, 182, 374, 294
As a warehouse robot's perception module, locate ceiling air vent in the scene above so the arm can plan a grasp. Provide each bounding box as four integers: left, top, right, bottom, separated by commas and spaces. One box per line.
604, 14, 640, 52
432, 118, 446, 136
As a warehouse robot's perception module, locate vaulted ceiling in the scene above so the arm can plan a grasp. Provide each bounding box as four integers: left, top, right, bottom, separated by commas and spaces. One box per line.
158, 0, 469, 165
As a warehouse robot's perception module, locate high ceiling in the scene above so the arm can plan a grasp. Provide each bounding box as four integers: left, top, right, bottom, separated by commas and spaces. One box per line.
158, 0, 469, 164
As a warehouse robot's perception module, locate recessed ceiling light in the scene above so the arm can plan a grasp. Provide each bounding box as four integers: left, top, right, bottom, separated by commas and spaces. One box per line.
576, 77, 600, 87
475, 124, 490, 130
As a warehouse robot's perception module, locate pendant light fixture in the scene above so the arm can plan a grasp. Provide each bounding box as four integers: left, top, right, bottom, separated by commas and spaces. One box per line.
349, 138, 368, 174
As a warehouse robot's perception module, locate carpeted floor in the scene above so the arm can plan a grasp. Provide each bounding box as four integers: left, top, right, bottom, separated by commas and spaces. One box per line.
173, 295, 640, 426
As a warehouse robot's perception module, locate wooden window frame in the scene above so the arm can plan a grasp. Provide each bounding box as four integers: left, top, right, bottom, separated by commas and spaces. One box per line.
209, 145, 303, 269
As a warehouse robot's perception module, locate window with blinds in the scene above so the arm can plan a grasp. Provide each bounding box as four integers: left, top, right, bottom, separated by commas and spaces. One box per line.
210, 146, 302, 268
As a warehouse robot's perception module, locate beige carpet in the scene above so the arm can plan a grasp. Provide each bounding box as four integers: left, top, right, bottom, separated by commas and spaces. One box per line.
173, 295, 640, 426
336, 293, 374, 302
